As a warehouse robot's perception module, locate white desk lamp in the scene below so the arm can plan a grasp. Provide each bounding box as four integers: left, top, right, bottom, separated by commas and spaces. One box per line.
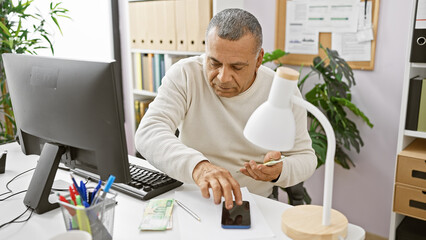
244, 67, 348, 240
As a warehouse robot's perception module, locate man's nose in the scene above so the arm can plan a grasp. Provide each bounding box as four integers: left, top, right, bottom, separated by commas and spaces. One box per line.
217, 66, 232, 83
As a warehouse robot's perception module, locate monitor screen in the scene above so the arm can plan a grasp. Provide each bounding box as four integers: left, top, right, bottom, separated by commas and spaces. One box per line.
2, 53, 131, 213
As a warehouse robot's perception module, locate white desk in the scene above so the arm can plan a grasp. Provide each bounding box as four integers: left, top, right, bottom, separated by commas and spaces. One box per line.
0, 142, 364, 240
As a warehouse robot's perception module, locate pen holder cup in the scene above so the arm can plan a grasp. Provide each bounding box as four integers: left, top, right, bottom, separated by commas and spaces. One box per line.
58, 192, 117, 240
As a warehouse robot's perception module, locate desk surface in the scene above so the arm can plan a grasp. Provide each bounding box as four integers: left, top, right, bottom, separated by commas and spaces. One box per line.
0, 142, 364, 240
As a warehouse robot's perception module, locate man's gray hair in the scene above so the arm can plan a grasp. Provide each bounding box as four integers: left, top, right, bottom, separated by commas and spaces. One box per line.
206, 8, 263, 53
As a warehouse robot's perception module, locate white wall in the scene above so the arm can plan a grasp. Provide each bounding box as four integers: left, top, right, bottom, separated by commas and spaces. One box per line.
34, 0, 114, 61
36, 0, 413, 237
244, 0, 412, 238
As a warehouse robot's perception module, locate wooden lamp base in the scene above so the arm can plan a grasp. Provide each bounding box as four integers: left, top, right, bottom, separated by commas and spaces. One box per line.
281, 205, 348, 240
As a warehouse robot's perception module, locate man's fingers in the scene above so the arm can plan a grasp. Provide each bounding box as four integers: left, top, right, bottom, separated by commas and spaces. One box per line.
248, 161, 263, 180
264, 151, 281, 163
230, 178, 243, 206
193, 161, 243, 206
210, 179, 223, 204
243, 160, 282, 182
218, 179, 234, 209
199, 181, 210, 199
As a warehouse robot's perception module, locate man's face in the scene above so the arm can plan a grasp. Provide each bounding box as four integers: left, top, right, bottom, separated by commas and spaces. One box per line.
205, 29, 264, 98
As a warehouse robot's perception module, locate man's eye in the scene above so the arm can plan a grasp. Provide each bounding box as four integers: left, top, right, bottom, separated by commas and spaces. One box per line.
232, 66, 243, 71
211, 62, 221, 68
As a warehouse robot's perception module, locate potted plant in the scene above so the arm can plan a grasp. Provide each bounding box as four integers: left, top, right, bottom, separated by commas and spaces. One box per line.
0, 0, 70, 143
263, 45, 374, 204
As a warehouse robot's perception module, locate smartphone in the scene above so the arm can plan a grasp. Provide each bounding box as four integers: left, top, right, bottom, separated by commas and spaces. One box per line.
221, 201, 251, 229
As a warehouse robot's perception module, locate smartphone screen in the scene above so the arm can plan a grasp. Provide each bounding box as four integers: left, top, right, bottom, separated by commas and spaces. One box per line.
221, 201, 251, 229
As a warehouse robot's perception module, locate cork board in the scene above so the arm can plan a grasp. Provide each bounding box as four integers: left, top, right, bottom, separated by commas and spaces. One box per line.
275, 0, 380, 70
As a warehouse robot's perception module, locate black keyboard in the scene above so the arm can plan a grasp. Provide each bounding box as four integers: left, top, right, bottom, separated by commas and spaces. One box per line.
72, 163, 183, 200
110, 163, 183, 200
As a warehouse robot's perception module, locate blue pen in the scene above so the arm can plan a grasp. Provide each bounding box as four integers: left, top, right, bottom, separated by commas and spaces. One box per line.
80, 180, 87, 202
94, 175, 115, 205
82, 200, 90, 208
70, 174, 84, 197
103, 175, 115, 194
90, 180, 102, 204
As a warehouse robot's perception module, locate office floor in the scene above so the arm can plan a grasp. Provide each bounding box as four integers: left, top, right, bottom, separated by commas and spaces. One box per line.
365, 232, 387, 240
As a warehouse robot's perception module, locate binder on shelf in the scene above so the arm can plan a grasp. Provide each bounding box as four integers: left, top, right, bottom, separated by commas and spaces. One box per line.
135, 99, 153, 128
175, 0, 188, 51
410, 0, 426, 63
154, 54, 161, 92
417, 79, 426, 132
154, 1, 167, 50
141, 54, 151, 91
144, 1, 158, 50
159, 54, 165, 85
185, 0, 212, 52
405, 76, 423, 130
128, 2, 139, 49
135, 100, 141, 127
162, 0, 177, 51
147, 53, 154, 92
133, 53, 143, 90
136, 1, 149, 50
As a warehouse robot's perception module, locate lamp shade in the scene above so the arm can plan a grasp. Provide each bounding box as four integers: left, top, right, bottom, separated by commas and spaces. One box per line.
243, 102, 295, 151
243, 67, 299, 151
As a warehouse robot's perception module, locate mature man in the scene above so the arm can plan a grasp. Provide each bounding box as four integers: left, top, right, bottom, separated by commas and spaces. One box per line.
135, 9, 316, 209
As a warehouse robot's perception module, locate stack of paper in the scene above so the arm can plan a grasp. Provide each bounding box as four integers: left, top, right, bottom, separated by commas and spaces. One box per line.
174, 187, 274, 240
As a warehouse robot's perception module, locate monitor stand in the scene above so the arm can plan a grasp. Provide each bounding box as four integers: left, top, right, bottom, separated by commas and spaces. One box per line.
24, 143, 65, 214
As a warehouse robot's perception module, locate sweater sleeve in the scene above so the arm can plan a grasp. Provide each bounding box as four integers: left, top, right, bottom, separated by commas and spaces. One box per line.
134, 62, 207, 183
273, 88, 317, 188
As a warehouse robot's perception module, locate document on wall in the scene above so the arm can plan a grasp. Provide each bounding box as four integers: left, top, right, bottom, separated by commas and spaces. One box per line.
331, 1, 372, 61
356, 1, 373, 42
175, 187, 274, 240
331, 33, 371, 61
306, 0, 359, 33
285, 0, 318, 54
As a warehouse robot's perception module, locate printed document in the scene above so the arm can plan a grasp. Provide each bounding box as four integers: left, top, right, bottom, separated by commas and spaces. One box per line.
285, 0, 319, 54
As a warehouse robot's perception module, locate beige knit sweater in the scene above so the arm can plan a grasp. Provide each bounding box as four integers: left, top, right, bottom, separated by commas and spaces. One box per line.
135, 55, 316, 197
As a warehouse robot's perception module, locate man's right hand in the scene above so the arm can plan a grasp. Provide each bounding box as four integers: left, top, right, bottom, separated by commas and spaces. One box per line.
192, 160, 242, 210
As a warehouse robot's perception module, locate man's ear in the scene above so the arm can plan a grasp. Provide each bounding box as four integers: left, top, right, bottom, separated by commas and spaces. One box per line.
256, 48, 264, 69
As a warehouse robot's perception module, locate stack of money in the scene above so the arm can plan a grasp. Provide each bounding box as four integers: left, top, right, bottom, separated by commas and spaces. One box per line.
139, 199, 174, 231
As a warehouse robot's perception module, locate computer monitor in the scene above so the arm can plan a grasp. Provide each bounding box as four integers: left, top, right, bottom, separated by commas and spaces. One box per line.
2, 53, 131, 214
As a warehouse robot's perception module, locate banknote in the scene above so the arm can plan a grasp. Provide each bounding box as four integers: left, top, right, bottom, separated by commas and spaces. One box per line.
139, 199, 174, 231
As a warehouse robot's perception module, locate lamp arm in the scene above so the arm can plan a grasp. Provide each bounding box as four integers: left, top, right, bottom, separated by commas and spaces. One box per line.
292, 95, 336, 226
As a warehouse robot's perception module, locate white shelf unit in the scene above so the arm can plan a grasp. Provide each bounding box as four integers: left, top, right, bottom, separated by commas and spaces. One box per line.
388, 2, 426, 239
118, 0, 208, 155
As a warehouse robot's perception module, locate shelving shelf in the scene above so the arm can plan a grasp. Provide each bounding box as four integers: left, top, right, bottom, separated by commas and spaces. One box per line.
404, 130, 426, 139
133, 89, 157, 101
389, 1, 426, 239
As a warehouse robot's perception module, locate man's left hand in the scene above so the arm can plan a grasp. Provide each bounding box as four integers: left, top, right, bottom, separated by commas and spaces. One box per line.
239, 151, 282, 182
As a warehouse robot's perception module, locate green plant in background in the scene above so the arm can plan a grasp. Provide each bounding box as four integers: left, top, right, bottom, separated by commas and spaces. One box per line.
0, 0, 70, 143
263, 45, 373, 204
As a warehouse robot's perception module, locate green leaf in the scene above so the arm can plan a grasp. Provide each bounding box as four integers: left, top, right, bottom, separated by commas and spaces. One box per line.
0, 21, 11, 37
14, 19, 23, 38
41, 34, 54, 55
331, 97, 374, 127
262, 49, 288, 64
51, 16, 63, 35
